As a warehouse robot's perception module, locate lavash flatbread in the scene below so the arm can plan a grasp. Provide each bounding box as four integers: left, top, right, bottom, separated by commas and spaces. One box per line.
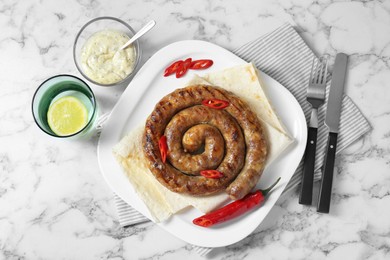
203, 63, 288, 135
112, 63, 293, 222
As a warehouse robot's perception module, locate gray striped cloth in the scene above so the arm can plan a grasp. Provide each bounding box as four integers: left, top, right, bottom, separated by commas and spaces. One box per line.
113, 23, 371, 255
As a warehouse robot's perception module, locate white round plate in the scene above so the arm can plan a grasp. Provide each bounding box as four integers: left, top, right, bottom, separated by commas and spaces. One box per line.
97, 40, 307, 248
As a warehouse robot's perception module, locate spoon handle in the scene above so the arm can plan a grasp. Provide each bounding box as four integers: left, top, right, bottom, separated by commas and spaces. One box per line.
120, 20, 156, 50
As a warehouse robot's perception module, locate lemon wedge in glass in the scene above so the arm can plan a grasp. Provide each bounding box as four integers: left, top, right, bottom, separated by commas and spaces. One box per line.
47, 96, 88, 136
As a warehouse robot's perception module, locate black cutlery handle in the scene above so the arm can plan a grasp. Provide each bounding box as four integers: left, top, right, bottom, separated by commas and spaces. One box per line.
299, 127, 318, 205
317, 132, 338, 213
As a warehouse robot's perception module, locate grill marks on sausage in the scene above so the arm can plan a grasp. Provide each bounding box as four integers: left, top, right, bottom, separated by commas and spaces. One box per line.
143, 85, 268, 199
170, 106, 244, 176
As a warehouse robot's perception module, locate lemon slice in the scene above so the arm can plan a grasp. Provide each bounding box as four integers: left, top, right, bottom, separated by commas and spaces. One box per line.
47, 96, 88, 136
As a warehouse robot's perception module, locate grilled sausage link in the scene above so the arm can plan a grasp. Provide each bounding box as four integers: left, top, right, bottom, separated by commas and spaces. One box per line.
143, 85, 267, 199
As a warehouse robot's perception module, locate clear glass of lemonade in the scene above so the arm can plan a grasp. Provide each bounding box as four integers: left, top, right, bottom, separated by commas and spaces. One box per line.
32, 75, 98, 140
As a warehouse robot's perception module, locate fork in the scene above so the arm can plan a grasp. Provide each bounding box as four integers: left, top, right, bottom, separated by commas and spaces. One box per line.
299, 56, 328, 205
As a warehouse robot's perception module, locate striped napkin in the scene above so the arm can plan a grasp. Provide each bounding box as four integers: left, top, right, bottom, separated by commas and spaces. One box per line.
113, 23, 371, 255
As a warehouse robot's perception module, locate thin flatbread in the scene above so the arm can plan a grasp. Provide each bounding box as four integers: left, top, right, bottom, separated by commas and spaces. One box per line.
203, 62, 289, 135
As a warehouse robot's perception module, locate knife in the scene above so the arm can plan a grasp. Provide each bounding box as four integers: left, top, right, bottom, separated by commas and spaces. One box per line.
317, 53, 348, 213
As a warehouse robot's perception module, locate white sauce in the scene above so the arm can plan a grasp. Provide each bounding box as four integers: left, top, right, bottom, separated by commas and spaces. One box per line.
80, 30, 136, 85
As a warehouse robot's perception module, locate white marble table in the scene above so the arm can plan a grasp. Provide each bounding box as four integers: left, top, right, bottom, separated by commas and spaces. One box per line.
1, 0, 389, 259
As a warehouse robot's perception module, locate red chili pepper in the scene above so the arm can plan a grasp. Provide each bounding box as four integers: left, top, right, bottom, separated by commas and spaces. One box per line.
176, 58, 192, 78
158, 135, 168, 163
190, 59, 214, 70
164, 60, 183, 77
200, 170, 223, 179
164, 58, 214, 78
193, 177, 281, 227
201, 99, 229, 110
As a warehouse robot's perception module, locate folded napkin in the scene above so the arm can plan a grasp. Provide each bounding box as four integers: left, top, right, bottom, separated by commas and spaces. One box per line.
113, 23, 371, 255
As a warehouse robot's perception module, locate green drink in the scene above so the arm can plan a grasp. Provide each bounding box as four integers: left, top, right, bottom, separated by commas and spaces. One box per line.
32, 75, 98, 139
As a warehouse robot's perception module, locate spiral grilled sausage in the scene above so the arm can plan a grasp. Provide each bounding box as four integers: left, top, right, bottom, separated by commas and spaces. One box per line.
143, 85, 267, 200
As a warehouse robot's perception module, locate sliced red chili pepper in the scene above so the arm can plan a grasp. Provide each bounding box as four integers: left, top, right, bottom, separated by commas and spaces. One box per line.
200, 170, 223, 179
158, 135, 168, 163
201, 99, 229, 110
164, 58, 213, 78
193, 177, 281, 227
164, 60, 183, 77
176, 58, 192, 78
190, 59, 214, 70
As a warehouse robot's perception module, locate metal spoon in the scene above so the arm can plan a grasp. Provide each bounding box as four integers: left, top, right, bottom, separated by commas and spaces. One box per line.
119, 20, 156, 50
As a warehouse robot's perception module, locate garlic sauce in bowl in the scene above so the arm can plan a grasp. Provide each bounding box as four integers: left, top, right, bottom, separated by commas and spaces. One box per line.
81, 30, 136, 85
74, 17, 141, 87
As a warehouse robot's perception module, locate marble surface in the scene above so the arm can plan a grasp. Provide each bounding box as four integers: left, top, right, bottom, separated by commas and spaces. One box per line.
1, 0, 390, 259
